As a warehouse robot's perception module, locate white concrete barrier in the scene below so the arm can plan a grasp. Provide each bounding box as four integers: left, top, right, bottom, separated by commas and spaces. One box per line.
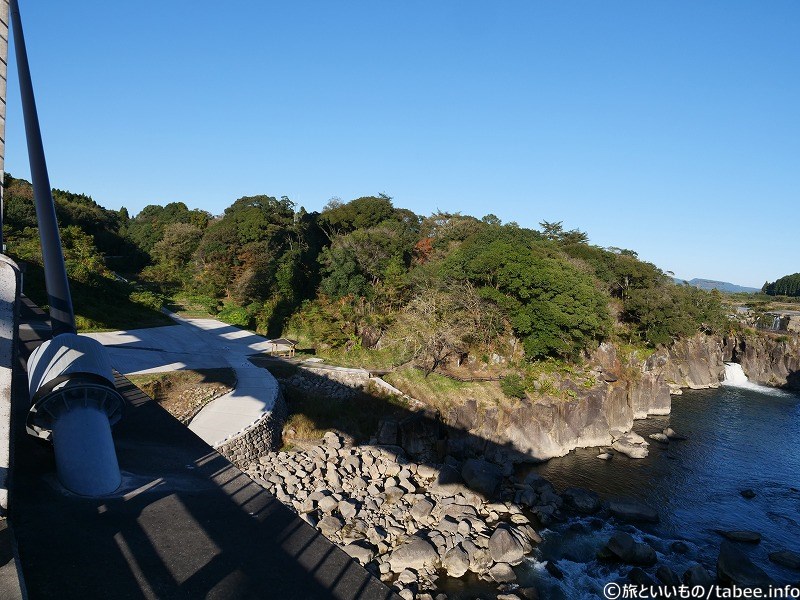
0, 256, 20, 514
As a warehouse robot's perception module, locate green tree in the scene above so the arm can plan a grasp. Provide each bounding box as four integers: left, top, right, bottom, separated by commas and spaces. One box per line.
444, 226, 612, 359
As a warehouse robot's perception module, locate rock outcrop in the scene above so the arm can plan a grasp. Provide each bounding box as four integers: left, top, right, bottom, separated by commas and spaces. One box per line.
728, 333, 800, 390
394, 332, 799, 465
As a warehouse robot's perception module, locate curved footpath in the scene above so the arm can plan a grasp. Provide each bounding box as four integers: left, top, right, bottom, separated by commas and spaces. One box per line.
84, 311, 280, 446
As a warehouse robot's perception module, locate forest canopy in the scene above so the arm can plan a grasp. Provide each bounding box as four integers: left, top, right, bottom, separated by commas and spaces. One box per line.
1, 175, 731, 367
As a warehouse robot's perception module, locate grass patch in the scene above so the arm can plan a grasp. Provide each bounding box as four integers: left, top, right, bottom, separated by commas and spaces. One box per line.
166, 293, 219, 318
127, 368, 236, 423
302, 345, 408, 371
383, 366, 507, 412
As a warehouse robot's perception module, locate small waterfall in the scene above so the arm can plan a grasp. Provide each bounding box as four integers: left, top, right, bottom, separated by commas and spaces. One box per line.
722, 362, 791, 396
723, 362, 749, 385
772, 316, 782, 331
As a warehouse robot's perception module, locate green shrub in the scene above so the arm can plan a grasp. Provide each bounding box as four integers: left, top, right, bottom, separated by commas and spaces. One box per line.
500, 374, 526, 399
217, 304, 252, 328
129, 290, 164, 312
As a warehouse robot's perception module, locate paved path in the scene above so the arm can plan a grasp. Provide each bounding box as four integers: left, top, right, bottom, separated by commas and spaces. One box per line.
84, 313, 279, 446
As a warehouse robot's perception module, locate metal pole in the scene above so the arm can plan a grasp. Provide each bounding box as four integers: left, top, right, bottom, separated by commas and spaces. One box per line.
0, 1, 8, 252
8, 0, 75, 335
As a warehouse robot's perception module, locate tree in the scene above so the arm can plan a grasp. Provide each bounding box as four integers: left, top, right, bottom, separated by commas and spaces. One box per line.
763, 273, 800, 297
393, 281, 503, 375
443, 226, 612, 359
318, 195, 396, 238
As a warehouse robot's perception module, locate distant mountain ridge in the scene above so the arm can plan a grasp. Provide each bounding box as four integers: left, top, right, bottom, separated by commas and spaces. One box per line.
674, 278, 760, 294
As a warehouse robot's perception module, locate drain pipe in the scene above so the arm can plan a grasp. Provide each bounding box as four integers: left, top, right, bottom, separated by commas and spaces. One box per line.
10, 0, 124, 496
26, 335, 124, 495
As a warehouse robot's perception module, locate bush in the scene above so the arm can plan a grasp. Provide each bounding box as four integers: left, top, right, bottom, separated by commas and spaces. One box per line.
129, 290, 164, 312
217, 304, 252, 328
500, 374, 527, 399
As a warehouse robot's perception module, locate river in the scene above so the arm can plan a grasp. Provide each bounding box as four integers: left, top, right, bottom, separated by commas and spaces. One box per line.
508, 371, 800, 598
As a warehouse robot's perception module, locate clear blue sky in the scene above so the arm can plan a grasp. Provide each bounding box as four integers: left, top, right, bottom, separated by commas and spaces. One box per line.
5, 1, 798, 288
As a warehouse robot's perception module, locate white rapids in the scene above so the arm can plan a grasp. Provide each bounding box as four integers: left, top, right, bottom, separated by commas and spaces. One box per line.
722, 362, 791, 396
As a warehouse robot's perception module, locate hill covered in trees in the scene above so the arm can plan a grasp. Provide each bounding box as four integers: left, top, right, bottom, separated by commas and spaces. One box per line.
2, 175, 731, 376
762, 273, 800, 297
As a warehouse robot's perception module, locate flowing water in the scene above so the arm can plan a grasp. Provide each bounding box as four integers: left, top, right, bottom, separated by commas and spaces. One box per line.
443, 366, 800, 599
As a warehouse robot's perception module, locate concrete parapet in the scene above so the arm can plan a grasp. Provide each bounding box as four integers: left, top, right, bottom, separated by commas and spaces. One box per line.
0, 255, 20, 514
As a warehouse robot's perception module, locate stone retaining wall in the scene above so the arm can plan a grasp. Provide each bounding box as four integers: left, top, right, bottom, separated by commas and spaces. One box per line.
282, 364, 371, 400
216, 389, 288, 468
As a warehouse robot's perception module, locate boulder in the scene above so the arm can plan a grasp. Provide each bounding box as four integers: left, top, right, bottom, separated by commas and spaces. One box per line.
318, 515, 344, 537
648, 433, 669, 443
338, 500, 358, 520
671, 541, 690, 554
410, 498, 435, 522
627, 567, 656, 586
429, 465, 466, 497
522, 473, 555, 494
316, 494, 337, 512
683, 564, 713, 587
663, 427, 687, 440
461, 458, 503, 500
604, 532, 657, 566
717, 541, 772, 588
442, 545, 470, 578
416, 463, 438, 479
716, 530, 761, 543
376, 420, 399, 445
545, 561, 564, 580
398, 414, 439, 460
769, 550, 800, 570
343, 541, 376, 565
323, 431, 343, 448
740, 488, 756, 499
383, 486, 405, 505
489, 526, 526, 565
561, 487, 601, 514
607, 498, 659, 523
611, 431, 649, 459
388, 536, 439, 572
596, 453, 613, 461
656, 566, 681, 587
488, 562, 517, 583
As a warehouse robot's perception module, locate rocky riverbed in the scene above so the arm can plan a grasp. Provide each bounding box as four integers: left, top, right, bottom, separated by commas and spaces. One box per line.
240, 430, 798, 599
246, 432, 545, 599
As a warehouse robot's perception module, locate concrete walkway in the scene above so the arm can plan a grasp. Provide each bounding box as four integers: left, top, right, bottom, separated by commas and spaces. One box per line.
84, 312, 279, 446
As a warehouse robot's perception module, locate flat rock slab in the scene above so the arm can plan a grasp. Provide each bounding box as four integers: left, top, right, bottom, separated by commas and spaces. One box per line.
769, 550, 800, 570
716, 530, 761, 543
607, 498, 659, 523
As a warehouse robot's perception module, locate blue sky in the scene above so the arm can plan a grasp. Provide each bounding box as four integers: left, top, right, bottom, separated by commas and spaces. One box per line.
5, 1, 798, 287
